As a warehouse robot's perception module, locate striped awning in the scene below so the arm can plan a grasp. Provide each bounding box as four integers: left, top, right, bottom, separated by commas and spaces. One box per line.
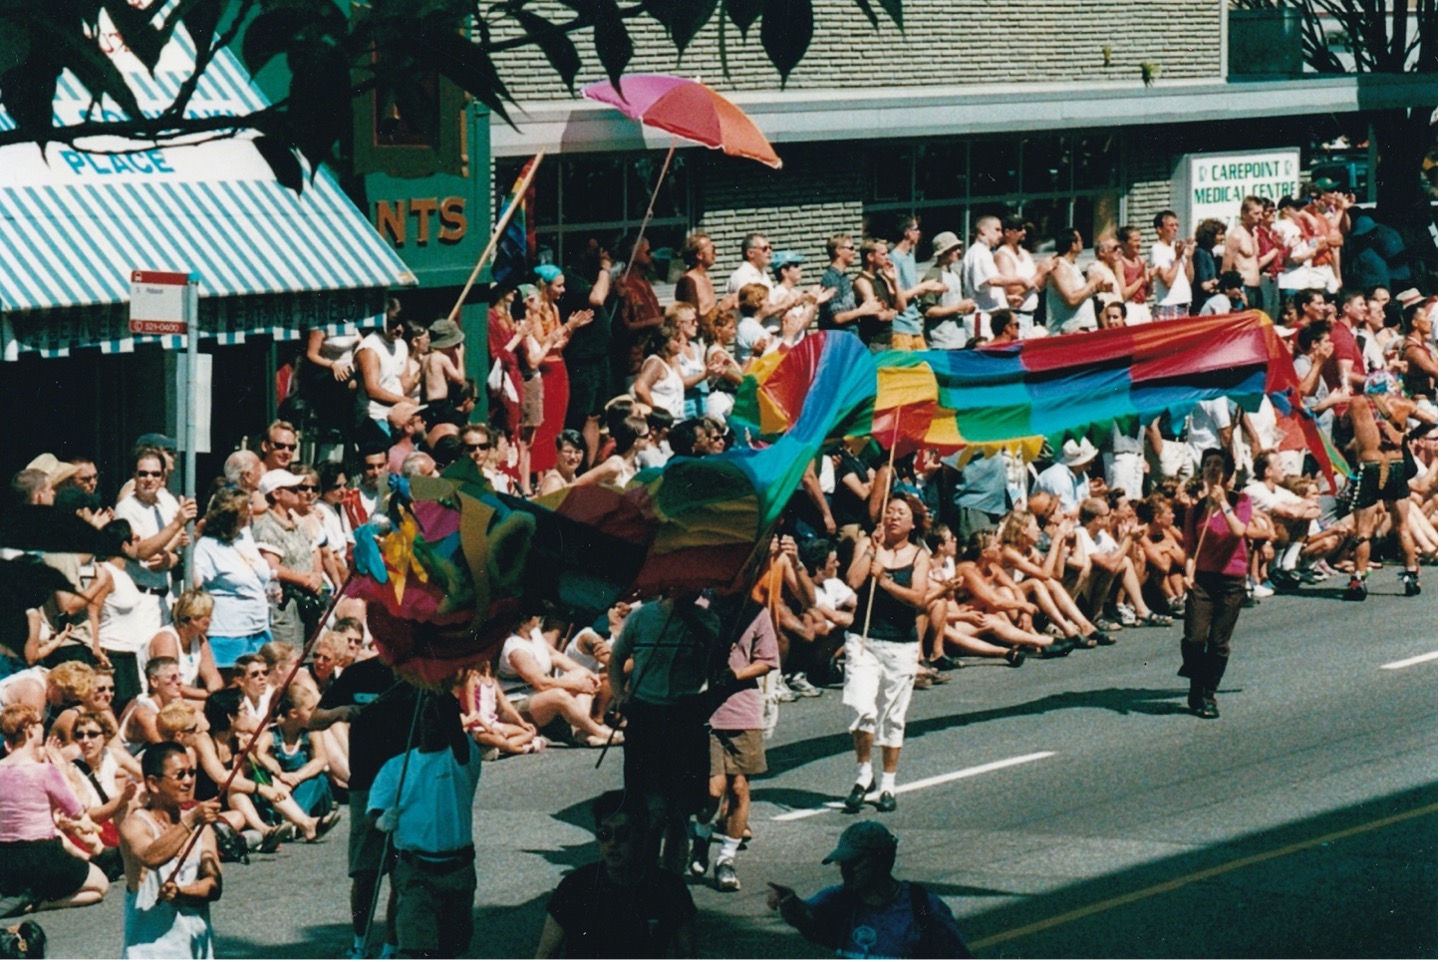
0, 19, 414, 351
0, 173, 413, 313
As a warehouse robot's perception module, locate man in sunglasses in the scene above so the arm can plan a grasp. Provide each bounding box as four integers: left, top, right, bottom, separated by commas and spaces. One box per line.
118, 741, 223, 959
260, 420, 301, 472
536, 790, 695, 959
114, 445, 197, 635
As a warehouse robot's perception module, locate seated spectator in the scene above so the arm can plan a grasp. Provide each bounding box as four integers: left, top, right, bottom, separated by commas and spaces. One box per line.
252, 686, 340, 841
118, 656, 186, 753
536, 429, 586, 496
232, 653, 273, 727
562, 604, 628, 724
194, 688, 303, 851
1, 658, 94, 728
457, 659, 545, 756
57, 709, 132, 881
1069, 498, 1173, 630
144, 590, 223, 703
0, 705, 110, 913
574, 415, 650, 489
497, 616, 621, 747
996, 511, 1113, 647
953, 532, 1072, 657
1135, 494, 1189, 616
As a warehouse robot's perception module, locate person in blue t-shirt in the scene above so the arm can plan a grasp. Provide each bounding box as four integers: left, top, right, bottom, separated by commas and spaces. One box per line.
766, 821, 970, 959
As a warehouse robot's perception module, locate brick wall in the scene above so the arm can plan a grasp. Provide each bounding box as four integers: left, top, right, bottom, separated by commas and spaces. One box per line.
695, 144, 866, 284
489, 0, 1223, 101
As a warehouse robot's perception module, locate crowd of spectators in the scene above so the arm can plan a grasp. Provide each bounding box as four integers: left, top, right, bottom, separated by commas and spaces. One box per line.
0, 181, 1436, 957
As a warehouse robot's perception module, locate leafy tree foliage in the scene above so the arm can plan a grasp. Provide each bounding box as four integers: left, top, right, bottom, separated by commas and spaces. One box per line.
0, 0, 902, 191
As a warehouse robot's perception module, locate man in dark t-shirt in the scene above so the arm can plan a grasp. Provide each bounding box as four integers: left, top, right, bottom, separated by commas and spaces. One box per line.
536, 790, 695, 959
311, 656, 419, 959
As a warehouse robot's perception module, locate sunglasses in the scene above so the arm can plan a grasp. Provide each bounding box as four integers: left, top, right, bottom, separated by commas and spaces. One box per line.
94, 685, 115, 694
74, 730, 105, 740
269, 441, 298, 451
163, 768, 197, 781
136, 470, 164, 478
595, 826, 634, 843
245, 670, 267, 679
296, 485, 318, 492
465, 443, 492, 451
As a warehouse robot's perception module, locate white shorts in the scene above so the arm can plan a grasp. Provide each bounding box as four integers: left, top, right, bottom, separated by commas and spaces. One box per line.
842, 633, 918, 749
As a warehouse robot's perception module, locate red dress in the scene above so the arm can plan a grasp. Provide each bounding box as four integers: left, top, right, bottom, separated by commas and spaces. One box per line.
530, 306, 569, 474
487, 307, 523, 436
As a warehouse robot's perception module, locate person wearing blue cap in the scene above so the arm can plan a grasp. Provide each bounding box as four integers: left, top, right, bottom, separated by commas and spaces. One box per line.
766, 821, 970, 958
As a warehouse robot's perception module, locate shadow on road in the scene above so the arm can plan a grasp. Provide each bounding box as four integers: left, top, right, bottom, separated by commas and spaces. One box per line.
966, 783, 1438, 959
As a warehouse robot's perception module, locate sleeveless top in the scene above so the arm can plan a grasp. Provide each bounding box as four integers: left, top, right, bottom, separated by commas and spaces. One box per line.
122, 809, 214, 959
99, 563, 149, 655
358, 331, 408, 421
853, 549, 921, 642
1120, 257, 1149, 304
678, 339, 709, 418
146, 626, 202, 691
637, 354, 685, 420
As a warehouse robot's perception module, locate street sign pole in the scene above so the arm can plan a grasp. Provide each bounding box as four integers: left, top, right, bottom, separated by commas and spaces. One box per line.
182, 276, 199, 585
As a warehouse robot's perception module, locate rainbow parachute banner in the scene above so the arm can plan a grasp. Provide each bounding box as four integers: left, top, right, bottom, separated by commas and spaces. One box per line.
349, 311, 1331, 682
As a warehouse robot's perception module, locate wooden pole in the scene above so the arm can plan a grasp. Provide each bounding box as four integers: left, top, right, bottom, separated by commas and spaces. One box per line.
620, 139, 677, 283
447, 150, 546, 321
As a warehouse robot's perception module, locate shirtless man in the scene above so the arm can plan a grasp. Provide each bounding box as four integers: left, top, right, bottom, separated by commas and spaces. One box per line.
1222, 196, 1264, 309
1342, 373, 1433, 601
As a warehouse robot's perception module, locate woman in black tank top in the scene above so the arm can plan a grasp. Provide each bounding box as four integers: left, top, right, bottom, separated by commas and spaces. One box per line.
838, 496, 930, 814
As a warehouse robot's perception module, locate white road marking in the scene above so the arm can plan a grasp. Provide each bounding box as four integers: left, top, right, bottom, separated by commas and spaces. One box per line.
771, 751, 1055, 821
1381, 651, 1439, 670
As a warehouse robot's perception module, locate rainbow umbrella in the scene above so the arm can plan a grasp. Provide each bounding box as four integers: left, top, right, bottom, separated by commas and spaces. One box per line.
581, 73, 782, 168
582, 73, 780, 274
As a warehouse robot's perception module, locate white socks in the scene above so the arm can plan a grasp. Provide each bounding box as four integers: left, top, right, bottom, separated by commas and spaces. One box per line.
878, 771, 897, 793
855, 762, 874, 788
718, 835, 742, 862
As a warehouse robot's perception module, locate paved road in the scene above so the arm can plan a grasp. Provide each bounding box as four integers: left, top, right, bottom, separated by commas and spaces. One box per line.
38, 571, 1438, 958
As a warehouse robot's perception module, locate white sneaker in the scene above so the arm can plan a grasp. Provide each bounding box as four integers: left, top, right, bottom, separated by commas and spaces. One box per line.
787, 673, 822, 697
772, 676, 798, 703
1251, 581, 1274, 599
1115, 604, 1138, 627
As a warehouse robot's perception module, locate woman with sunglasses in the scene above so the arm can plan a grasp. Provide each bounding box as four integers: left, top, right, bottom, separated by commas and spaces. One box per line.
61, 710, 134, 880
0, 704, 111, 913
289, 464, 347, 594
314, 463, 354, 574
50, 665, 145, 781
86, 519, 149, 710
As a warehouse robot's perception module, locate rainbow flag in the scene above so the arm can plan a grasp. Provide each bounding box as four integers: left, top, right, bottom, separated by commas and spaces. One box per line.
490, 158, 537, 288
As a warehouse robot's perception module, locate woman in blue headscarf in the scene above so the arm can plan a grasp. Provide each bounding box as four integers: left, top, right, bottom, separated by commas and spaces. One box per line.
529, 265, 594, 492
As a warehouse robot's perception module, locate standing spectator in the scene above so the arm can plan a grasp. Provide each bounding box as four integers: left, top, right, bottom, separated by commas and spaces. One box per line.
612, 238, 667, 390
118, 741, 222, 959
994, 215, 1054, 338
852, 239, 905, 353
1149, 210, 1194, 320
1181, 448, 1267, 718
726, 233, 789, 324
89, 520, 150, 709
421, 319, 467, 410
631, 321, 687, 422
840, 497, 929, 814
1046, 227, 1105, 334
356, 308, 411, 447
0, 704, 110, 913
192, 489, 272, 673
1190, 218, 1227, 314
766, 821, 970, 958
918, 231, 975, 350
960, 216, 1008, 339
314, 463, 355, 564
366, 694, 479, 960
1255, 198, 1285, 319
561, 239, 618, 467
1274, 197, 1329, 301
251, 471, 323, 646
259, 421, 300, 473
113, 448, 197, 637
1222, 196, 1266, 309
486, 288, 524, 444
673, 232, 733, 331
818, 233, 881, 337
1115, 226, 1153, 326
887, 215, 945, 351
530, 265, 595, 485
535, 790, 695, 958
1034, 439, 1098, 517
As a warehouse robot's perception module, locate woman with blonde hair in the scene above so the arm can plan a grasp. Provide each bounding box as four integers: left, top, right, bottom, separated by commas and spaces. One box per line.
145, 590, 222, 703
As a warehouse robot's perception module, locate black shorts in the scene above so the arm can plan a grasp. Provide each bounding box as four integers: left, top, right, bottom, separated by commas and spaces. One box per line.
0, 838, 91, 902
1345, 458, 1410, 513
622, 700, 710, 815
565, 357, 612, 428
